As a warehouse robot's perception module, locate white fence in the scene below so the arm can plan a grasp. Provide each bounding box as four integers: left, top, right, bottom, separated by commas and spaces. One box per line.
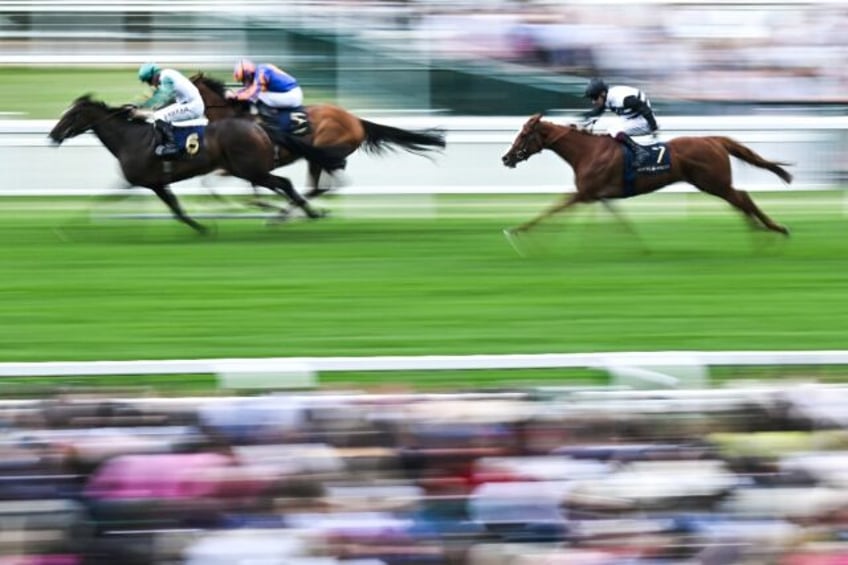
3, 115, 848, 197
2, 350, 848, 389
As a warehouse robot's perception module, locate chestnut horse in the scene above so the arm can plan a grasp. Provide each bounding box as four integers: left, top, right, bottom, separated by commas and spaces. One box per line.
501, 113, 792, 239
191, 74, 446, 215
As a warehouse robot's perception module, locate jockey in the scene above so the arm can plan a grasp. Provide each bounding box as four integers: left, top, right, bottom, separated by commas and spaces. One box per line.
135, 62, 205, 157
227, 59, 304, 112
581, 78, 658, 164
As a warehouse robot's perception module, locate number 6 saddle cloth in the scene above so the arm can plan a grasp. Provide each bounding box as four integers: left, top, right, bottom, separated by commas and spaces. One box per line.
163, 117, 209, 160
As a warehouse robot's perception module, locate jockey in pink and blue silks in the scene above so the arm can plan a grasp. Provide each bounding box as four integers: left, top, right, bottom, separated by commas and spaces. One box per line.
228, 59, 304, 111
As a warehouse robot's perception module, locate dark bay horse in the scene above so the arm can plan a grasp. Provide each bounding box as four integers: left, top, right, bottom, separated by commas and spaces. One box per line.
191, 74, 446, 212
501, 113, 792, 239
48, 94, 325, 233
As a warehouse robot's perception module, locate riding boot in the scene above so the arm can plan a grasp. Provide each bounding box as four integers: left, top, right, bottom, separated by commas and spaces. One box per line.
614, 132, 650, 165
153, 120, 180, 158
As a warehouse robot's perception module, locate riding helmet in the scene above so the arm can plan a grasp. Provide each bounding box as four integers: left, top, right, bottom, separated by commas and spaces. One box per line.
138, 62, 161, 84
233, 59, 256, 83
584, 78, 608, 99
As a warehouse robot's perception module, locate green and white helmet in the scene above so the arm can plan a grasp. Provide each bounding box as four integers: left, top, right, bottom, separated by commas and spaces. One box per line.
138, 62, 161, 83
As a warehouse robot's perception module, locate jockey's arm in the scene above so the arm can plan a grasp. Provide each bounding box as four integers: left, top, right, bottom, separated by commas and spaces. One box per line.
231, 75, 262, 103
140, 83, 176, 109
622, 94, 658, 131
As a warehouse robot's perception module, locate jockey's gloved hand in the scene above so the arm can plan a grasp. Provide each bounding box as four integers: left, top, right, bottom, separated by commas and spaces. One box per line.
131, 108, 154, 120
578, 117, 598, 131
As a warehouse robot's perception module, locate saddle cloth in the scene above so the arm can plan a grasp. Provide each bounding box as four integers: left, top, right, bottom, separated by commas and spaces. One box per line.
622, 141, 672, 197
157, 118, 208, 159
256, 105, 311, 138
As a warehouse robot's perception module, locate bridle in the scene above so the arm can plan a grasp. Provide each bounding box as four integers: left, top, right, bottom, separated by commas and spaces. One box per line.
514, 124, 546, 161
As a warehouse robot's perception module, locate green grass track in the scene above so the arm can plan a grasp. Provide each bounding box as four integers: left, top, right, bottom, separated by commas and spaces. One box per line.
1, 192, 846, 370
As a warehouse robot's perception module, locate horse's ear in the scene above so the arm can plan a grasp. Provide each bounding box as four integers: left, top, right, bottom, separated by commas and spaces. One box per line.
189, 72, 202, 81
76, 93, 94, 103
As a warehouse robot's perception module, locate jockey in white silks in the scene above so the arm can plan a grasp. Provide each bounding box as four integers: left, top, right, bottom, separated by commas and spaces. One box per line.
135, 62, 206, 157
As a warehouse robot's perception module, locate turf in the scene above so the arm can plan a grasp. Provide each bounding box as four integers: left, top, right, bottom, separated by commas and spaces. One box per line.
1, 193, 846, 371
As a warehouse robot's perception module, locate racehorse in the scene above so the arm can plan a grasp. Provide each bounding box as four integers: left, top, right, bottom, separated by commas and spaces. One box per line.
48, 94, 327, 233
501, 113, 792, 240
190, 74, 446, 214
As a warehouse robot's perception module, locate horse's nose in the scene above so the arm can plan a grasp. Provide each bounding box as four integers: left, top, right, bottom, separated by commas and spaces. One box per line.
502, 154, 515, 168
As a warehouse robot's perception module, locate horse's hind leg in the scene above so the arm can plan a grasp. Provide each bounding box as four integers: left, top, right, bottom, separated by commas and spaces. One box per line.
718, 187, 789, 236
258, 173, 324, 221
151, 186, 208, 234
304, 161, 330, 200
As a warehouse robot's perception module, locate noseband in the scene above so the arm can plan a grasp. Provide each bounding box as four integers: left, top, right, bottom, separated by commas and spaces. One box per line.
515, 127, 544, 161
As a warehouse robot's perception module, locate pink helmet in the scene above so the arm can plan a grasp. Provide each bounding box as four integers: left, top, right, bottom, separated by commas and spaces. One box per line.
233, 59, 256, 82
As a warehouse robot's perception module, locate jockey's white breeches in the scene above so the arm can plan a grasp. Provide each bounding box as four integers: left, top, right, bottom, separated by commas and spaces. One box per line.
153, 98, 205, 123
257, 87, 304, 109
606, 115, 654, 138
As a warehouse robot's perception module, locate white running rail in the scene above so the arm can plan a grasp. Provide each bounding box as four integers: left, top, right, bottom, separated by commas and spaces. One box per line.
1, 350, 847, 377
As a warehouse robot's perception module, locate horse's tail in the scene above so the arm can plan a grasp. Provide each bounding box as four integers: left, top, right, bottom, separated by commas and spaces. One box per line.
359, 119, 446, 157
717, 137, 793, 184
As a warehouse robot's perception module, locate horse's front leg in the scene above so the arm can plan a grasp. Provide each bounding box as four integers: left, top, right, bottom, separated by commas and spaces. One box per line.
55, 181, 137, 240
508, 192, 583, 234
151, 186, 209, 234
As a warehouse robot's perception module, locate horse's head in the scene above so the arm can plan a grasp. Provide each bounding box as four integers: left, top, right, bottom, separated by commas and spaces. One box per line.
502, 113, 546, 168
190, 73, 247, 120
191, 73, 227, 102
48, 94, 110, 145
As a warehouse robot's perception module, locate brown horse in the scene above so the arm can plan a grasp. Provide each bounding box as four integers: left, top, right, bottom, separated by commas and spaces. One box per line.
191, 74, 446, 213
48, 94, 325, 233
501, 113, 792, 239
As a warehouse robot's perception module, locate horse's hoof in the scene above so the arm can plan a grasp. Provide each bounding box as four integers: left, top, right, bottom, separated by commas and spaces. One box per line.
503, 228, 527, 257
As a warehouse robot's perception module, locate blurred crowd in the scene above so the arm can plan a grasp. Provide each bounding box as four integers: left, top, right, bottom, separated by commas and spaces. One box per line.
3, 382, 848, 563
388, 1, 848, 104
3, 1, 846, 107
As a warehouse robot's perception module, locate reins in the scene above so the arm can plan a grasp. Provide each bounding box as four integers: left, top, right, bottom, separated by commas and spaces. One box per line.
87, 106, 131, 130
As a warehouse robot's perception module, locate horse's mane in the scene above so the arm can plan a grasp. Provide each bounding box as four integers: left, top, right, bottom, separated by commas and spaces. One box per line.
75, 93, 109, 109
72, 93, 142, 123
190, 73, 228, 99
74, 92, 124, 112
549, 121, 597, 138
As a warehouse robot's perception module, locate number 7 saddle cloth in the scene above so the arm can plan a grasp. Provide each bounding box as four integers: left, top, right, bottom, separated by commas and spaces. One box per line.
622, 141, 672, 197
